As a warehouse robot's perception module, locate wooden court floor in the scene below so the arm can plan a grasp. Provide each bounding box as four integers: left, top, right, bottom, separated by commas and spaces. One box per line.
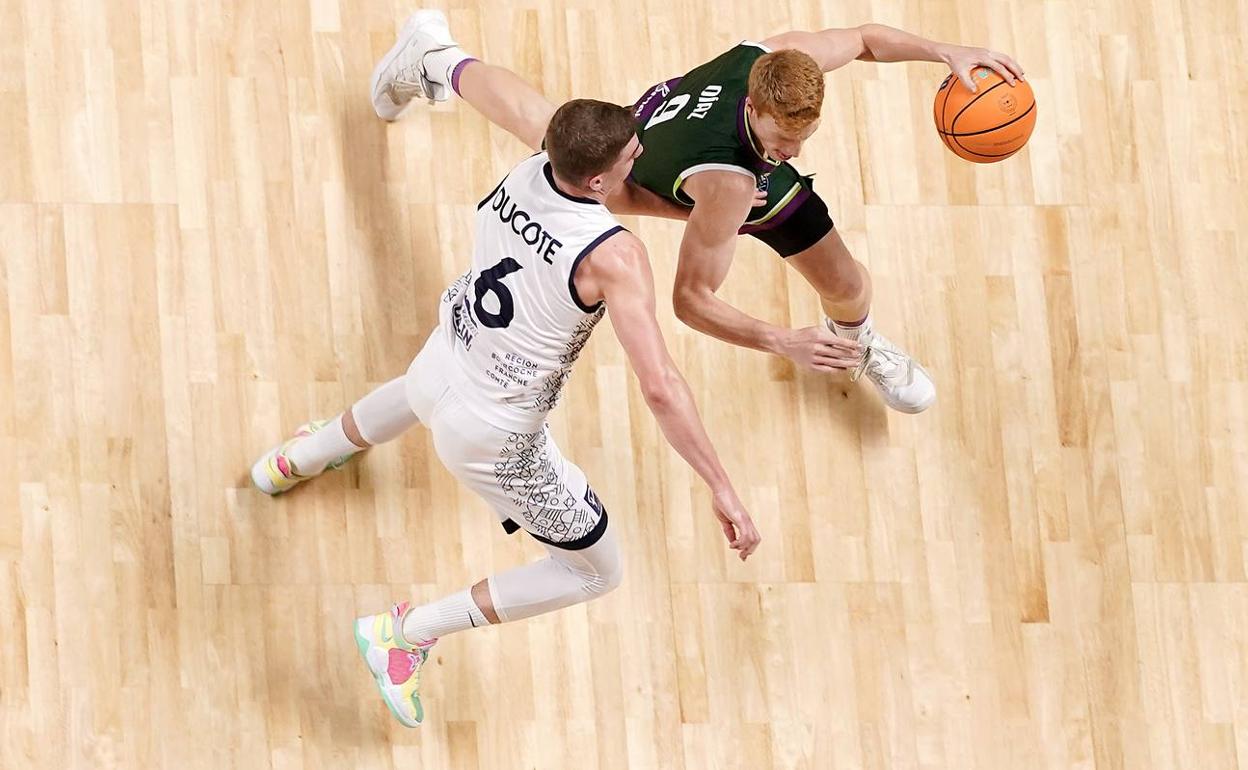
2, 1, 1246, 768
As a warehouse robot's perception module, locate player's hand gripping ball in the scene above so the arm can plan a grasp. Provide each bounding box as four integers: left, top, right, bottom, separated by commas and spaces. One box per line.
933, 67, 1036, 163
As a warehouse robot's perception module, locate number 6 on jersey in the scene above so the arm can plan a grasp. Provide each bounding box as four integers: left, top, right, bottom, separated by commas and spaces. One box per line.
472, 258, 524, 328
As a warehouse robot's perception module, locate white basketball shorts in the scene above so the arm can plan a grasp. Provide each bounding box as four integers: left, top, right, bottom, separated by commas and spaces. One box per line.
404, 328, 609, 550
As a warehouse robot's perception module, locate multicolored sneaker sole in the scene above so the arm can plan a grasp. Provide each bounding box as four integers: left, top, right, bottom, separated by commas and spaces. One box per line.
354, 602, 437, 728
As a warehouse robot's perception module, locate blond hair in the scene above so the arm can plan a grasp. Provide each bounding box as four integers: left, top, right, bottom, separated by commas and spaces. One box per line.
747, 49, 825, 129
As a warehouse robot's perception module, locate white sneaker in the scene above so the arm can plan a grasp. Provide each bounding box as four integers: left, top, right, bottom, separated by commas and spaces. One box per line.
831, 320, 936, 414
370, 10, 457, 120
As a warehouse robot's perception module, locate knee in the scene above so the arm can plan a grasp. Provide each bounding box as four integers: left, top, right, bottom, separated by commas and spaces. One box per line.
820, 255, 865, 301
597, 557, 624, 595
582, 546, 624, 598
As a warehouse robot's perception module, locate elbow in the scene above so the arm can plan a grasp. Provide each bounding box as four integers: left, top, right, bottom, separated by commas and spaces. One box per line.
853, 24, 879, 59
856, 23, 884, 39
640, 369, 682, 411
672, 286, 706, 328
642, 383, 675, 412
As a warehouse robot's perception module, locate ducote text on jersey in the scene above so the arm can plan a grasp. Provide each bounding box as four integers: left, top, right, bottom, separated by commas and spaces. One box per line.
486, 184, 563, 264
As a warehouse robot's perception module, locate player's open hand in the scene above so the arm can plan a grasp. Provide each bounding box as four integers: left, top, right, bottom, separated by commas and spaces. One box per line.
712, 487, 760, 561
939, 44, 1025, 91
776, 325, 863, 373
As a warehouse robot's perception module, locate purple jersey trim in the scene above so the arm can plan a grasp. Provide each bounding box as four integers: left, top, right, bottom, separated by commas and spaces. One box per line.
632, 77, 684, 124
451, 58, 480, 96
736, 97, 780, 174
737, 186, 813, 234
735, 96, 749, 145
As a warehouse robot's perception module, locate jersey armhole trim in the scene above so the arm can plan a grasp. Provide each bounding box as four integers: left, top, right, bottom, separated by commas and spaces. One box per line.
672, 163, 756, 204
740, 40, 774, 52
568, 225, 627, 313
477, 177, 505, 210
744, 181, 804, 225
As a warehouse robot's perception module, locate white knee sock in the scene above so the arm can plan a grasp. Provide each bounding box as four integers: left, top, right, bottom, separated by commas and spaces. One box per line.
287, 378, 417, 475
286, 415, 359, 476
401, 588, 490, 644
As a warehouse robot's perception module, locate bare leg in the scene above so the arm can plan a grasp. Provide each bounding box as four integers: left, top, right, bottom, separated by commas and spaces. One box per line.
786, 227, 874, 324
453, 60, 556, 151
374, 13, 692, 222
372, 12, 555, 148
403, 527, 622, 643
340, 406, 373, 449
451, 61, 689, 220
788, 227, 936, 412
470, 579, 501, 624
283, 376, 415, 478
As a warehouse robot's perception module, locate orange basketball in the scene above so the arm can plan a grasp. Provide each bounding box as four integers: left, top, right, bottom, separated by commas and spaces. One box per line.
933, 67, 1036, 163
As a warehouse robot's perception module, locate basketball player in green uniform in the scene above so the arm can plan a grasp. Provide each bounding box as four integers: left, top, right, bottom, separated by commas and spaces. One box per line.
371, 12, 1024, 413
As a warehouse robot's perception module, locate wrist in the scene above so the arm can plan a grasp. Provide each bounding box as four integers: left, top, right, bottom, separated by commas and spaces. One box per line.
935, 41, 966, 65
708, 477, 736, 500
761, 325, 789, 355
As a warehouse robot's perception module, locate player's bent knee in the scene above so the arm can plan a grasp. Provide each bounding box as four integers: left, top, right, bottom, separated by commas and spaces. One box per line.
790, 233, 867, 304
595, 557, 624, 596
822, 260, 865, 302
579, 539, 624, 598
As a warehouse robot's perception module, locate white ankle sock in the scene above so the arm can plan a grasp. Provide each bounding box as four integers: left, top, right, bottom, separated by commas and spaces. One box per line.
402, 588, 490, 644
424, 46, 472, 87
829, 313, 874, 342
286, 415, 360, 476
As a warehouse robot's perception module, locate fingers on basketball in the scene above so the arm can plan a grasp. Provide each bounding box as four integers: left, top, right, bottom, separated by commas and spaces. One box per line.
933, 68, 1037, 163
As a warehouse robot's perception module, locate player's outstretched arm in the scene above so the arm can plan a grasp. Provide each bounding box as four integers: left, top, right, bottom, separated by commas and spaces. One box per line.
579, 231, 760, 561
762, 25, 1025, 92
673, 171, 862, 373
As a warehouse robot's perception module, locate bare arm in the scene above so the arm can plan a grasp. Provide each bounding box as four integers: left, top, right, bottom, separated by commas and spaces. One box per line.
673, 171, 862, 372
672, 171, 784, 352
763, 25, 1025, 91
577, 232, 760, 560
604, 179, 692, 221
606, 178, 769, 221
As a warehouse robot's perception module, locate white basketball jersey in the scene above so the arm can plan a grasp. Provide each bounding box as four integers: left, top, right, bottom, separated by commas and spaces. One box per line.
436, 152, 624, 430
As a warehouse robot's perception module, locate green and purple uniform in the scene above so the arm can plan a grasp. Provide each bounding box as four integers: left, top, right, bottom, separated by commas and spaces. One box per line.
628, 41, 833, 255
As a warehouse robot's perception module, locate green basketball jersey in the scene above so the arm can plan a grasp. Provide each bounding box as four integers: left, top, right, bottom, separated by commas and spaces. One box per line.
630, 42, 809, 226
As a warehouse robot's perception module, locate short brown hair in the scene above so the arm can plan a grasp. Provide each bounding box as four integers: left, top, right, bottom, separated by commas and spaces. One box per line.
747, 49, 825, 130
544, 99, 636, 182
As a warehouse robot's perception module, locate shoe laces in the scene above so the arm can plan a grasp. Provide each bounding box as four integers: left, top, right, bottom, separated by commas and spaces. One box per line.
851, 335, 911, 386
387, 66, 426, 100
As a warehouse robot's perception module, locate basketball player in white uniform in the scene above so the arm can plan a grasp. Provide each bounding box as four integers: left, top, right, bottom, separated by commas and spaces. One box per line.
248, 91, 798, 724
